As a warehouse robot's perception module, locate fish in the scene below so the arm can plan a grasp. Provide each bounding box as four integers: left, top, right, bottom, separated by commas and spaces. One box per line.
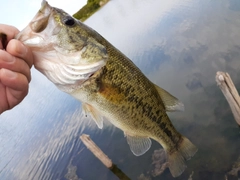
16, 0, 197, 177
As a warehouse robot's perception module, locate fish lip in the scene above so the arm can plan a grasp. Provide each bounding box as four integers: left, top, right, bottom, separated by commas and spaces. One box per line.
41, 0, 47, 7
15, 0, 53, 46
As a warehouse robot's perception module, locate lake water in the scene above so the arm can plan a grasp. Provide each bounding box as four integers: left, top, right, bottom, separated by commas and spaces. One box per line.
1, 0, 240, 180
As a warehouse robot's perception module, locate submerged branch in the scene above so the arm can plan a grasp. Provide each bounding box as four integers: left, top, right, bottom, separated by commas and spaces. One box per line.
216, 71, 240, 126
80, 134, 112, 168
80, 134, 131, 180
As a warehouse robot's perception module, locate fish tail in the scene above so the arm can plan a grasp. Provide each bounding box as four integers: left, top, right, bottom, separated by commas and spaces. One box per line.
166, 136, 197, 177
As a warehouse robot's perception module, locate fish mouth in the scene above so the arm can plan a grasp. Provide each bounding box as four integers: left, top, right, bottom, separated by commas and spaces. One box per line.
16, 0, 108, 91
16, 0, 56, 48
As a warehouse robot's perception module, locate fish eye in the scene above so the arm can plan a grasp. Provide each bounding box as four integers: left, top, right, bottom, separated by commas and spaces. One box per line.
63, 16, 75, 26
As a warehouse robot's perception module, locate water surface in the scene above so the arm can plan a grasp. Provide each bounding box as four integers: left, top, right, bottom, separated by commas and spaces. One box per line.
1, 0, 240, 180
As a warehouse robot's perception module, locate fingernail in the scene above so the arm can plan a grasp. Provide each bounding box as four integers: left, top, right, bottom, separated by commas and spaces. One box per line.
1, 68, 17, 79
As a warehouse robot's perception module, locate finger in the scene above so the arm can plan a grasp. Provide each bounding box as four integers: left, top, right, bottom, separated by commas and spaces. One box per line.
0, 68, 28, 93
0, 24, 19, 42
6, 39, 33, 68
0, 49, 31, 82
0, 68, 28, 109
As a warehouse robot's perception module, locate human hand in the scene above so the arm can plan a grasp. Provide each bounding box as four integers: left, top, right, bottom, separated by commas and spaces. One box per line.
0, 24, 33, 114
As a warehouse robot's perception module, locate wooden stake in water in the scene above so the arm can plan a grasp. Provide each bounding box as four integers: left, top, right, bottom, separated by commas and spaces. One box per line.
216, 71, 240, 126
80, 134, 113, 168
80, 134, 131, 180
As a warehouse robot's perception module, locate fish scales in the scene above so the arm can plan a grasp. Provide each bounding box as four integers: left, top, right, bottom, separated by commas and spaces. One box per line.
15, 0, 197, 177
80, 42, 181, 145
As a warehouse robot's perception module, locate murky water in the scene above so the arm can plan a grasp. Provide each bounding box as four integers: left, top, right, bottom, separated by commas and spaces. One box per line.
1, 0, 240, 179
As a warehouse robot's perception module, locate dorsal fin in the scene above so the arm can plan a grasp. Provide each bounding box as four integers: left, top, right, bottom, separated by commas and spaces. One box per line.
154, 84, 184, 112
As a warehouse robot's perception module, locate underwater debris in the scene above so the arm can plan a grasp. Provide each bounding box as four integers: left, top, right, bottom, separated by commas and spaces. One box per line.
188, 171, 194, 180
151, 149, 168, 177
227, 156, 240, 178
64, 157, 83, 180
138, 174, 151, 180
186, 73, 203, 91
216, 71, 240, 126
137, 148, 168, 180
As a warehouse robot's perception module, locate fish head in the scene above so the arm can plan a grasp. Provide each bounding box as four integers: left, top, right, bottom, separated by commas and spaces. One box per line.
16, 0, 108, 91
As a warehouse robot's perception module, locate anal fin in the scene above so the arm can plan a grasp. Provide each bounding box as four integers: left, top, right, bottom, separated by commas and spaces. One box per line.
154, 84, 184, 112
82, 103, 103, 129
125, 133, 152, 156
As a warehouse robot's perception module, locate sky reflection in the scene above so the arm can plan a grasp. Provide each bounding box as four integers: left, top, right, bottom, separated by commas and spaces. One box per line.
1, 0, 240, 179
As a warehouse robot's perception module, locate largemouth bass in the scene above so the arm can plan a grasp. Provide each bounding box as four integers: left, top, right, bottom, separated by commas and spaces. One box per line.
16, 0, 197, 177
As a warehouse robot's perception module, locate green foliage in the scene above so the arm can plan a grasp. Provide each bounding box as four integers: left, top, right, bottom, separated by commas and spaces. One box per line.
73, 0, 108, 22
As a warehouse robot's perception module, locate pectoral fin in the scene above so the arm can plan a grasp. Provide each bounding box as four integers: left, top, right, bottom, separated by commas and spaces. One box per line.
82, 103, 103, 129
154, 84, 184, 112
125, 133, 152, 156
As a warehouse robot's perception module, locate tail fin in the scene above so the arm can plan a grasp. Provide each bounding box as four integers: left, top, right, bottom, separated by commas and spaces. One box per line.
167, 136, 198, 177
